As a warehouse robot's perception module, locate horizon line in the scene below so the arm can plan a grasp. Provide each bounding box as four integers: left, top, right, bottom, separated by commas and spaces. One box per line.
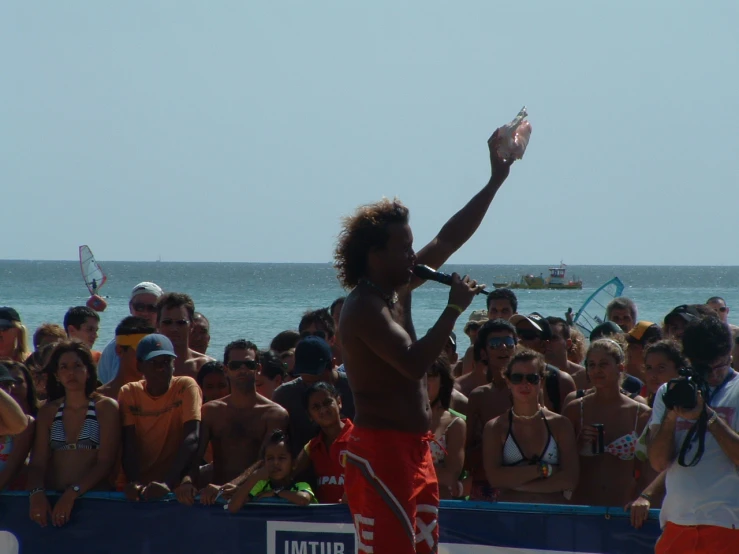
2, 258, 738, 268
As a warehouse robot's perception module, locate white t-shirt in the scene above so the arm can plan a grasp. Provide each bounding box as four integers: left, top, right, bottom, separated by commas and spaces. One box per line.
649, 371, 739, 530
97, 338, 119, 385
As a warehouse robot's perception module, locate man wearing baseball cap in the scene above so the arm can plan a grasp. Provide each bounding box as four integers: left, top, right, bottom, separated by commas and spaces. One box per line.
273, 336, 355, 457
118, 334, 201, 501
626, 321, 663, 385
509, 313, 576, 413
97, 282, 164, 385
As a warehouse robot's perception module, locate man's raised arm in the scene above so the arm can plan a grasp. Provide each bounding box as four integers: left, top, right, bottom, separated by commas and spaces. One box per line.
412, 132, 514, 289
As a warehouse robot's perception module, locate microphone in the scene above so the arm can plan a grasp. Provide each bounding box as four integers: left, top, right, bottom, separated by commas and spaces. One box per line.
412, 264, 489, 296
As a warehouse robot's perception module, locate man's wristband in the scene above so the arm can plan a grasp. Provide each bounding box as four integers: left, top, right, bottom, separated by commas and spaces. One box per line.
446, 304, 464, 315
639, 492, 652, 502
707, 410, 719, 427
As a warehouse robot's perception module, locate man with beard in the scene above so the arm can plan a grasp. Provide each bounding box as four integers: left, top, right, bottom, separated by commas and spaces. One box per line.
175, 339, 289, 506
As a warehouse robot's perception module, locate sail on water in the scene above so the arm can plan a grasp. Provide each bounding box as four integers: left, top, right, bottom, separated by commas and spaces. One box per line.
79, 245, 107, 295
572, 277, 625, 336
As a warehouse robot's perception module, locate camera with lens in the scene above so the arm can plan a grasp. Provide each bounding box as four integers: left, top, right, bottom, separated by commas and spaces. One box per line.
662, 365, 709, 411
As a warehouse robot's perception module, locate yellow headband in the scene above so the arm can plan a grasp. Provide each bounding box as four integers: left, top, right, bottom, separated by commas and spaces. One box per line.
116, 334, 149, 348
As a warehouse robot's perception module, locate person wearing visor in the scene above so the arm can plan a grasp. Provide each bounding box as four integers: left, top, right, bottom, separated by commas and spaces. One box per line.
119, 334, 201, 502
97, 317, 155, 400
625, 322, 663, 385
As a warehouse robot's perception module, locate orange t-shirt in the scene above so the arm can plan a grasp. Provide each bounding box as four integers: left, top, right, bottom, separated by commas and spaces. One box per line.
118, 376, 202, 484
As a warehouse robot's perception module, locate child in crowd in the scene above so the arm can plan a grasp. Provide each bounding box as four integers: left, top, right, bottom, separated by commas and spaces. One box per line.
227, 429, 316, 511
293, 382, 353, 503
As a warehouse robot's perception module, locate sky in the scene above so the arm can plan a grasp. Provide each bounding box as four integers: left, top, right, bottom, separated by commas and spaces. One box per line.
3, 2, 738, 265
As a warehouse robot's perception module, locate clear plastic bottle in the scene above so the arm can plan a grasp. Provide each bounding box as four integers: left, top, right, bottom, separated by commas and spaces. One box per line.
495, 106, 532, 160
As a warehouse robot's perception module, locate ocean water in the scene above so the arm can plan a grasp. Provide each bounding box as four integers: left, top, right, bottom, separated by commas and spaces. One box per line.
1, 260, 739, 358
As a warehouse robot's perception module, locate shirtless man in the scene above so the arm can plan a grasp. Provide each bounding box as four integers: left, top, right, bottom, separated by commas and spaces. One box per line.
175, 340, 289, 506
156, 292, 213, 378
337, 132, 513, 554
464, 319, 518, 500
461, 288, 518, 376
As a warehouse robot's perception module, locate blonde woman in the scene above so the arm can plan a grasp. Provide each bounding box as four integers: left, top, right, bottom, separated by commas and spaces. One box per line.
563, 339, 651, 507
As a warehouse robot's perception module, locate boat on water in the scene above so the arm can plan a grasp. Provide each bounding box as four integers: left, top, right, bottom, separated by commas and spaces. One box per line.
493, 263, 583, 290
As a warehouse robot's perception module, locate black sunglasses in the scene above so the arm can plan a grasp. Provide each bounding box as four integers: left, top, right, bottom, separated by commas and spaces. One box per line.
508, 373, 541, 385
160, 319, 189, 326
300, 330, 327, 340
228, 360, 259, 371
487, 336, 517, 349
131, 303, 157, 313
516, 329, 541, 341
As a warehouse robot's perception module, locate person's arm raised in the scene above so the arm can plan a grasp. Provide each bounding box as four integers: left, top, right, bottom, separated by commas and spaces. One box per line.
359, 274, 482, 381
0, 388, 28, 436
410, 132, 513, 291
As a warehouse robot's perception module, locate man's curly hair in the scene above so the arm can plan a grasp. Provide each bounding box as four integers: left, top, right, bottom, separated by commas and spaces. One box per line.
334, 198, 409, 289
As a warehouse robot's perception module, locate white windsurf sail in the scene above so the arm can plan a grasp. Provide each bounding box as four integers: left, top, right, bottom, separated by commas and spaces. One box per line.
79, 245, 107, 295
572, 277, 625, 335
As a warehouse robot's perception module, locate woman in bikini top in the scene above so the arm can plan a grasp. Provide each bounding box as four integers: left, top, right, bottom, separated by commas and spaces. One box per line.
426, 356, 466, 499
564, 339, 652, 507
483, 350, 578, 505
27, 341, 120, 529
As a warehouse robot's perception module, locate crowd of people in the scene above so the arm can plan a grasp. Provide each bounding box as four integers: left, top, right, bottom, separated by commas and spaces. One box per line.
2, 134, 738, 554
1, 290, 737, 534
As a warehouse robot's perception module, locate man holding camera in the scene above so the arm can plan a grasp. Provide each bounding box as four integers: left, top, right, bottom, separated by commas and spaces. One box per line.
648, 316, 739, 553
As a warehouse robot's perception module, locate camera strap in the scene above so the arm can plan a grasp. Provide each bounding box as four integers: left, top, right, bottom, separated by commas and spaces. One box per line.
677, 408, 707, 467
677, 371, 736, 467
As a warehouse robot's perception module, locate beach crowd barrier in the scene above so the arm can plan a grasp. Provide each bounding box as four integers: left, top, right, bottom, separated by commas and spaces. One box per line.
0, 492, 660, 553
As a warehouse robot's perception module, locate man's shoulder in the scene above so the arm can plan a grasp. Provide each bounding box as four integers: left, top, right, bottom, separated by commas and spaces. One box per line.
173, 375, 198, 386
273, 379, 303, 402
119, 380, 145, 396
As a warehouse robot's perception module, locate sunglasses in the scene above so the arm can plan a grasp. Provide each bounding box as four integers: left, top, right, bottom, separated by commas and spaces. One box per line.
487, 336, 517, 349
508, 373, 541, 385
300, 330, 327, 340
160, 319, 189, 327
516, 329, 542, 341
228, 360, 259, 371
718, 307, 728, 313
131, 303, 157, 313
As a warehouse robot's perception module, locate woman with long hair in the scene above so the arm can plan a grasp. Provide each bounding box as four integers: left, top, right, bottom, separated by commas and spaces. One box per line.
564, 339, 652, 507
0, 308, 31, 363
483, 350, 578, 504
27, 341, 119, 528
427, 355, 466, 499
0, 361, 39, 490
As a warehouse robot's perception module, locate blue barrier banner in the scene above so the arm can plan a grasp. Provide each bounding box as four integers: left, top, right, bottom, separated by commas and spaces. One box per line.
0, 493, 660, 553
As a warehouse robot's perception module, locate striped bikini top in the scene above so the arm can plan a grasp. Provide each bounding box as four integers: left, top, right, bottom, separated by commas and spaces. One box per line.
49, 400, 100, 451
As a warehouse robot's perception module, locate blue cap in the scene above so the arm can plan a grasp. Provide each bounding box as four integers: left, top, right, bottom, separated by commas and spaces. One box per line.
136, 334, 177, 361
293, 336, 333, 375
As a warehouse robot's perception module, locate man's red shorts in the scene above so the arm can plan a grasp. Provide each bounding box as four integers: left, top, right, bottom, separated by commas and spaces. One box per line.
656, 522, 739, 554
344, 427, 439, 554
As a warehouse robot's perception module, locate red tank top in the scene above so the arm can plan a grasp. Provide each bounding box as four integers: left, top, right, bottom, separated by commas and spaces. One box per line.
305, 419, 354, 504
